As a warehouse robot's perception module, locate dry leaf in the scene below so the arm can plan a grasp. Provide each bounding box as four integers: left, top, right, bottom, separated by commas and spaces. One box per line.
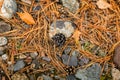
96, 0, 111, 9
72, 29, 81, 44
0, 0, 3, 13
17, 11, 35, 24
112, 68, 120, 80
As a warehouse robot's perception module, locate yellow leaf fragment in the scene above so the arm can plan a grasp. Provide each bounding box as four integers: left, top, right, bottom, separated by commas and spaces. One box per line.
72, 29, 81, 44
17, 11, 35, 24
96, 0, 111, 9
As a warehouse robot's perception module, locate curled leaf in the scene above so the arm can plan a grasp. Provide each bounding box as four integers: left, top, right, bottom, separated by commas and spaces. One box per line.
17, 11, 35, 24
96, 0, 111, 9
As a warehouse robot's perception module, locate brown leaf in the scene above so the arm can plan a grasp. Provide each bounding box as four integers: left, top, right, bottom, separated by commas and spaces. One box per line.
0, 0, 3, 13
17, 11, 35, 24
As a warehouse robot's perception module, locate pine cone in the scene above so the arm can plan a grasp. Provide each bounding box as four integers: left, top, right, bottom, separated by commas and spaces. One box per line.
52, 33, 66, 47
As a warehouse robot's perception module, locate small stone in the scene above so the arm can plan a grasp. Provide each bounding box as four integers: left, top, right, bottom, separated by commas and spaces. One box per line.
75, 63, 101, 80
79, 57, 89, 66
0, 37, 7, 46
112, 68, 120, 80
42, 57, 51, 62
7, 61, 12, 65
61, 0, 79, 13
96, 0, 111, 9
62, 54, 69, 65
0, 51, 4, 55
1, 54, 8, 60
0, 0, 17, 19
113, 44, 120, 69
72, 50, 79, 56
75, 69, 87, 80
18, 54, 27, 59
0, 21, 11, 33
66, 74, 76, 80
62, 54, 78, 66
49, 20, 76, 39
69, 56, 78, 66
30, 52, 38, 59
13, 60, 25, 71
86, 63, 101, 80
63, 47, 71, 54
11, 73, 29, 80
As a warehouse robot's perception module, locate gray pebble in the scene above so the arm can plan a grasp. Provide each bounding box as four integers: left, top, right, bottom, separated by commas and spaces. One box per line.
13, 60, 25, 71
0, 0, 17, 19
75, 63, 101, 80
0, 21, 11, 33
49, 20, 76, 39
66, 74, 76, 80
69, 56, 78, 66
79, 57, 89, 66
64, 47, 71, 54
62, 54, 69, 65
1, 54, 8, 60
61, 0, 79, 13
0, 37, 8, 46
0, 51, 4, 55
62, 54, 78, 66
75, 69, 88, 80
42, 57, 51, 62
72, 50, 79, 56
30, 52, 38, 59
86, 63, 101, 80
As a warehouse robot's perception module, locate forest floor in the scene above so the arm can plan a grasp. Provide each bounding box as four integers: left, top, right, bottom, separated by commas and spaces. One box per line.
0, 0, 120, 80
